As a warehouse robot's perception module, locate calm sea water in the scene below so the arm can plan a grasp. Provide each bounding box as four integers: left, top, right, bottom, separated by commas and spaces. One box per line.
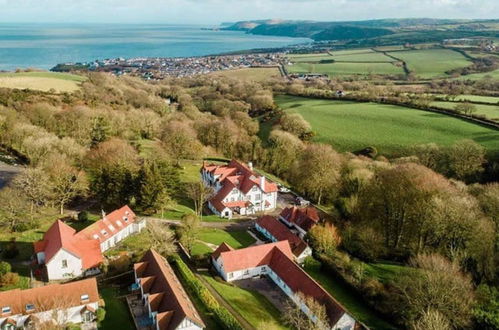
0, 24, 310, 70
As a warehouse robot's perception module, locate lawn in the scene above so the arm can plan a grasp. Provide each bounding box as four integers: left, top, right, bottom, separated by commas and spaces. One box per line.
202, 274, 287, 329
190, 241, 215, 257
210, 67, 281, 82
0, 72, 85, 92
331, 52, 394, 63
363, 262, 413, 284
287, 53, 334, 63
451, 94, 499, 104
431, 101, 499, 121
388, 48, 472, 78
454, 69, 499, 81
0, 264, 31, 291
275, 95, 499, 157
286, 62, 404, 76
100, 287, 135, 330
196, 228, 255, 249
304, 260, 397, 330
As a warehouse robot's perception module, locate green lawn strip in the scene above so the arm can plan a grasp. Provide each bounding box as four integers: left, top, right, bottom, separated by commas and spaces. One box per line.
331, 52, 394, 63
201, 273, 287, 329
100, 287, 135, 330
363, 262, 413, 284
286, 62, 403, 76
431, 101, 499, 121
304, 261, 397, 330
197, 228, 255, 249
276, 95, 499, 158
452, 69, 499, 81
191, 242, 215, 257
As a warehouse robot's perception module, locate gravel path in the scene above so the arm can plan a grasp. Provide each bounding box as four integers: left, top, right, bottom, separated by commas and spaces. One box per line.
0, 161, 21, 189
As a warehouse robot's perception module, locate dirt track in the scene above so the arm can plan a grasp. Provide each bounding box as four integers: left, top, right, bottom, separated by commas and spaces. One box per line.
0, 161, 21, 189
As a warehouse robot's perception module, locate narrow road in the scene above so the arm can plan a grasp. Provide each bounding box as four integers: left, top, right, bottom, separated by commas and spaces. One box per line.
145, 216, 254, 231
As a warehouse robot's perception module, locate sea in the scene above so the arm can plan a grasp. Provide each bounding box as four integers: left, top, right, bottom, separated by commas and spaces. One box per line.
0, 23, 310, 71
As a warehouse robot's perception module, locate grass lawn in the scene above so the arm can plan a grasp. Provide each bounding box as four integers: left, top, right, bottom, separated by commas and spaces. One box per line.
0, 72, 85, 92
196, 228, 255, 249
286, 62, 404, 76
201, 274, 287, 329
287, 53, 334, 63
0, 264, 31, 291
191, 241, 215, 257
431, 101, 499, 121
388, 48, 472, 78
104, 230, 153, 258
363, 262, 413, 284
453, 69, 499, 81
276, 95, 499, 157
450, 94, 499, 104
331, 52, 394, 63
100, 287, 135, 330
304, 260, 397, 330
210, 68, 281, 82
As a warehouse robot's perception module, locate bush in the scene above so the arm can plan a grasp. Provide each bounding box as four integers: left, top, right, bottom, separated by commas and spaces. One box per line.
172, 256, 243, 330
0, 272, 19, 286
96, 308, 106, 324
78, 211, 89, 222
2, 239, 19, 259
0, 261, 11, 276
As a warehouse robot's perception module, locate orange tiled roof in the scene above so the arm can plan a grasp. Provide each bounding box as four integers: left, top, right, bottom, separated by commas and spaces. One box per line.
0, 278, 99, 317
280, 206, 320, 232
135, 249, 205, 330
77, 205, 136, 242
256, 215, 309, 257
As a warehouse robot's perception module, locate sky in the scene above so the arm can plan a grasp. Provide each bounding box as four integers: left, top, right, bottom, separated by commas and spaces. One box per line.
0, 0, 497, 24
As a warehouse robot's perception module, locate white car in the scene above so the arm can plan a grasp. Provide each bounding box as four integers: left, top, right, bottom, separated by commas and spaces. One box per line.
279, 186, 290, 193
296, 197, 310, 206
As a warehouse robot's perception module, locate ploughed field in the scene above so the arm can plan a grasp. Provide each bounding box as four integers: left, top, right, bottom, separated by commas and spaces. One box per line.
275, 95, 499, 157
0, 72, 85, 92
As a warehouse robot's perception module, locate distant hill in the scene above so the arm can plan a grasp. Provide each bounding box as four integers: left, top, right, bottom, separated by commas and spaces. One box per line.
222, 18, 499, 43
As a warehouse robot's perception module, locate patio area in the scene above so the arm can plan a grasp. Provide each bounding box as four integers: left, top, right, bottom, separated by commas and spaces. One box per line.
126, 294, 155, 330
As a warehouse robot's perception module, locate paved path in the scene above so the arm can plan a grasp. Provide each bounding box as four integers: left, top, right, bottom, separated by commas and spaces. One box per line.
0, 161, 21, 189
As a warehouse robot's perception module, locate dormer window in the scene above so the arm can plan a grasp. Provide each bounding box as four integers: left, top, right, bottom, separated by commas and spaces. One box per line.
1, 306, 11, 314
93, 234, 99, 240
125, 211, 130, 215
101, 229, 108, 236
81, 294, 89, 302
108, 225, 115, 232
116, 220, 122, 227
123, 216, 129, 222
25, 304, 35, 312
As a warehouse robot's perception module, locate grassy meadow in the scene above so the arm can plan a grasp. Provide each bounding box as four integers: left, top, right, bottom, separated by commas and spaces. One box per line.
431, 101, 499, 121
287, 62, 404, 76
0, 71, 85, 92
275, 95, 499, 157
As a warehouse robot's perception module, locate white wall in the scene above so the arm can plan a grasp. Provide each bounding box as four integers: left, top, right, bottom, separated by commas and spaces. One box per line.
46, 249, 83, 280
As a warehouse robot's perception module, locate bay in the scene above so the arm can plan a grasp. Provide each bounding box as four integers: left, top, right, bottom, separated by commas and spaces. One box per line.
0, 23, 310, 70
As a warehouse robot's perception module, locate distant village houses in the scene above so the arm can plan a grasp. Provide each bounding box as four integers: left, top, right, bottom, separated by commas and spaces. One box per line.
201, 160, 278, 218
34, 205, 145, 281
0, 278, 100, 329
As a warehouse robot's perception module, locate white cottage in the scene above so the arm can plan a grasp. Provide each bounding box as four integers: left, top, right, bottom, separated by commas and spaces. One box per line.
201, 160, 278, 219
0, 278, 100, 329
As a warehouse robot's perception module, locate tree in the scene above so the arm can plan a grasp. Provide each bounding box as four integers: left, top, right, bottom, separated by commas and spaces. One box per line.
92, 164, 136, 209
90, 116, 110, 146
43, 154, 88, 214
454, 102, 477, 116
473, 284, 499, 330
279, 113, 312, 140
411, 308, 451, 330
178, 214, 200, 254
445, 139, 485, 181
291, 144, 342, 205
308, 223, 341, 257
136, 161, 172, 215
185, 181, 214, 219
266, 129, 304, 177
0, 261, 11, 276
12, 167, 50, 217
0, 187, 30, 231
282, 292, 328, 330
393, 254, 475, 329
146, 221, 177, 257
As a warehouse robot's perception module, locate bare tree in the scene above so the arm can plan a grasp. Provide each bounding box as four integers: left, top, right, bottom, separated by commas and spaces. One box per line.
282, 292, 328, 330
147, 220, 177, 257
12, 167, 50, 217
178, 213, 200, 254
185, 181, 214, 219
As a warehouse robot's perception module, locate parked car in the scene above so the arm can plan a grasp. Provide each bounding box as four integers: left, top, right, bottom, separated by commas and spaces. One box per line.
295, 197, 310, 206
279, 186, 291, 193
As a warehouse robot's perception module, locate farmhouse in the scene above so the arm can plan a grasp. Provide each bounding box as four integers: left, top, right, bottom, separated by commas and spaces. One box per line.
279, 206, 320, 238
34, 205, 146, 281
0, 278, 100, 329
133, 249, 205, 330
201, 160, 278, 218
255, 215, 312, 263
211, 241, 359, 330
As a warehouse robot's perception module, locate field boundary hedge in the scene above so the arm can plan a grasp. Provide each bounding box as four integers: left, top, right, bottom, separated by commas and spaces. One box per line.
171, 256, 244, 330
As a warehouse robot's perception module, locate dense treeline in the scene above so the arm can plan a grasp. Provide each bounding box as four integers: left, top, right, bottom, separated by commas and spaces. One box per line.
0, 72, 498, 329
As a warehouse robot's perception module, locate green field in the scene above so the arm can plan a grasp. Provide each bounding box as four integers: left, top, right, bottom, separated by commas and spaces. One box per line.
0, 71, 85, 92
439, 94, 499, 104
210, 67, 281, 82
100, 287, 135, 330
454, 69, 499, 81
202, 274, 286, 329
196, 228, 255, 249
388, 48, 472, 78
431, 101, 499, 121
287, 53, 334, 63
287, 62, 404, 76
331, 52, 394, 63
275, 95, 499, 157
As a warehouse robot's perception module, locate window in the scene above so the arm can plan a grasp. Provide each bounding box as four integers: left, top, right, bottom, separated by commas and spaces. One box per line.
116, 220, 122, 227
62, 259, 68, 268
81, 294, 89, 302
108, 224, 115, 232
123, 216, 129, 222
243, 269, 249, 275
1, 306, 11, 314
25, 304, 35, 312
261, 266, 266, 271
82, 311, 93, 322
228, 272, 233, 279
256, 194, 261, 201
231, 197, 235, 202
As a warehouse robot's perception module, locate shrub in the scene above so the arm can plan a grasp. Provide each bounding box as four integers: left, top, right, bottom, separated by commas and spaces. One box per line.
78, 211, 89, 222
96, 308, 106, 324
0, 261, 11, 276
0, 272, 19, 286
2, 239, 19, 259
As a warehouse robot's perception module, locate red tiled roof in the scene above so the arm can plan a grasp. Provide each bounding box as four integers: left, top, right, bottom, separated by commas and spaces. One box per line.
256, 216, 309, 257
280, 206, 320, 232
204, 160, 278, 212
34, 220, 103, 270
136, 249, 205, 330
77, 205, 137, 243
0, 278, 99, 316
213, 241, 293, 273
212, 242, 349, 328
211, 242, 234, 260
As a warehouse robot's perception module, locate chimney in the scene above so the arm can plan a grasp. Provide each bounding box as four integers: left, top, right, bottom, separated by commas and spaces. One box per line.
260, 176, 265, 191
248, 162, 253, 171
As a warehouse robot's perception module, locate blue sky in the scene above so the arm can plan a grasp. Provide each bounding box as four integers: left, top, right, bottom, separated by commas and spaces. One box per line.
0, 0, 497, 24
